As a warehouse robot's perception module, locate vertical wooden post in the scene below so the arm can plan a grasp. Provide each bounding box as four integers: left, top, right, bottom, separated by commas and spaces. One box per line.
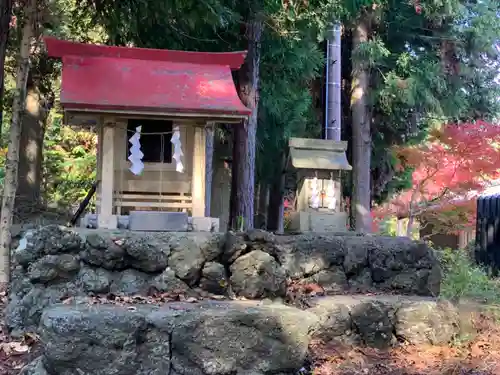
96, 117, 103, 214
192, 125, 206, 217
205, 122, 215, 217
98, 118, 117, 229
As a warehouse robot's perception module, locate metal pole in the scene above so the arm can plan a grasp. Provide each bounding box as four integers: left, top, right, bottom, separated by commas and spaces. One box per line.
324, 39, 330, 140
326, 23, 342, 141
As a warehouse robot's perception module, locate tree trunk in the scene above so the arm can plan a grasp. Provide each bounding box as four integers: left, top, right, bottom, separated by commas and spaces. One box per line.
229, 15, 263, 231
0, 0, 12, 138
0, 1, 35, 284
255, 182, 269, 229
15, 83, 46, 221
350, 15, 372, 233
267, 151, 285, 232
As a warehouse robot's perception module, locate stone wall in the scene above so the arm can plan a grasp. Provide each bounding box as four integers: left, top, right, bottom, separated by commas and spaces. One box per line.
21, 296, 463, 375
6, 225, 442, 335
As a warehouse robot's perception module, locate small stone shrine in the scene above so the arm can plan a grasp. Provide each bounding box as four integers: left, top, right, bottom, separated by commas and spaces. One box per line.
287, 137, 351, 232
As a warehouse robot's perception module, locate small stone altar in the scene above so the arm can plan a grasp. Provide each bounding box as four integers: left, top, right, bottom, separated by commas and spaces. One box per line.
287, 137, 351, 232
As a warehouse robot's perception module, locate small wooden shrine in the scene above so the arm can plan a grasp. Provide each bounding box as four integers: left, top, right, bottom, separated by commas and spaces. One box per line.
287, 137, 351, 232
45, 37, 250, 230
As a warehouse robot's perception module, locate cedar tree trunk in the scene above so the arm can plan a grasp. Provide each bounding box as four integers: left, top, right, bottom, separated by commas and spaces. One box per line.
351, 15, 372, 233
229, 15, 263, 231
0, 0, 35, 283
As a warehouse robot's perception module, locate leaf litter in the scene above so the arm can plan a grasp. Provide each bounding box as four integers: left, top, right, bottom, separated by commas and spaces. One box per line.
0, 286, 41, 375
309, 312, 500, 375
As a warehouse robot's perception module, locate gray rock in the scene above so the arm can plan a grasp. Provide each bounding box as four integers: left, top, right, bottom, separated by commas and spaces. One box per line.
199, 262, 227, 295
193, 232, 224, 262
5, 282, 82, 336
230, 250, 286, 298
169, 301, 317, 375
27, 254, 80, 283
271, 235, 346, 278
368, 237, 441, 296
40, 305, 154, 375
85, 233, 108, 249
395, 299, 459, 345
303, 268, 348, 293
222, 231, 248, 263
81, 235, 128, 270
110, 269, 151, 295
14, 226, 83, 267
38, 301, 318, 375
343, 236, 369, 275
168, 236, 206, 285
35, 225, 84, 255
309, 299, 352, 341
308, 295, 458, 349
122, 236, 170, 273
246, 229, 276, 243
351, 300, 396, 348
348, 268, 373, 291
19, 357, 49, 375
151, 267, 192, 294
78, 266, 112, 294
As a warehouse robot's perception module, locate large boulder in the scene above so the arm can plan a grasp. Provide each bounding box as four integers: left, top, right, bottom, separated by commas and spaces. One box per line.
121, 236, 170, 272
308, 295, 460, 348
27, 254, 80, 283
30, 300, 318, 375
241, 232, 441, 296
199, 262, 228, 295
80, 233, 128, 270
230, 250, 286, 298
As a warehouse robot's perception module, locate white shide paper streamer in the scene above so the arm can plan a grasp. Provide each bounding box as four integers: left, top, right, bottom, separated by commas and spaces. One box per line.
171, 126, 184, 173
326, 178, 336, 211
128, 125, 144, 175
309, 177, 320, 209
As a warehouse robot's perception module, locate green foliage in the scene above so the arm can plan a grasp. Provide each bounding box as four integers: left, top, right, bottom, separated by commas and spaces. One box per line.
257, 18, 324, 182
439, 247, 500, 303
355, 0, 500, 202
43, 113, 97, 209
1, 0, 499, 221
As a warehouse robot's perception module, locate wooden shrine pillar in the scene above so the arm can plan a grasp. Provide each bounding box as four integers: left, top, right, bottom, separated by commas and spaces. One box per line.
98, 118, 117, 229
192, 125, 206, 217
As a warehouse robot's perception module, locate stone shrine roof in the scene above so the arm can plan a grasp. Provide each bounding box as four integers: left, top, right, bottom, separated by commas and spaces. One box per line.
288, 138, 352, 171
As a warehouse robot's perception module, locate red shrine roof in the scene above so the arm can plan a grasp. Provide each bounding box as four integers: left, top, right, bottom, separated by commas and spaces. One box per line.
44, 37, 251, 118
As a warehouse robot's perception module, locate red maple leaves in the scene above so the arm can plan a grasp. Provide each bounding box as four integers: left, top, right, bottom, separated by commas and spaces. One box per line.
375, 121, 500, 232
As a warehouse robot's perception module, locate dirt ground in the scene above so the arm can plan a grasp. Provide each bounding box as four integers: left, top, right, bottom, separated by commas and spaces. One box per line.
309, 313, 500, 375
2, 291, 500, 375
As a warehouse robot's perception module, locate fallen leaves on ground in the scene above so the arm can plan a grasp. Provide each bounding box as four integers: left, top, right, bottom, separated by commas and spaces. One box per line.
310, 313, 500, 375
0, 286, 41, 375
60, 288, 226, 307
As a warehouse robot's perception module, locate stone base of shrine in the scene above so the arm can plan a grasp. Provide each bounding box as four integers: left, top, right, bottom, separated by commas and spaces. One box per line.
81, 212, 220, 232
289, 211, 348, 232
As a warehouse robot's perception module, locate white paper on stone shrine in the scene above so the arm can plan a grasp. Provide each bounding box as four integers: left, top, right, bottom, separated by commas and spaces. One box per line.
128, 125, 144, 175
326, 178, 336, 211
309, 177, 320, 209
171, 126, 184, 173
